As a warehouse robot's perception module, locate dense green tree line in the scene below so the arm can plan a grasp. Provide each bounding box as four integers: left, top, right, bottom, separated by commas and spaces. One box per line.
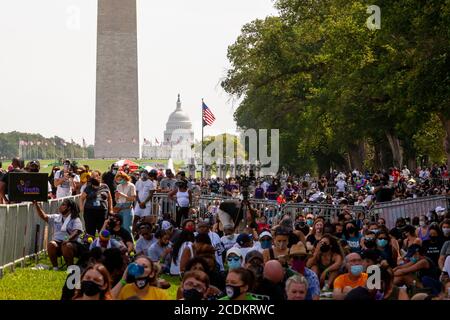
222, 0, 450, 174
0, 131, 93, 160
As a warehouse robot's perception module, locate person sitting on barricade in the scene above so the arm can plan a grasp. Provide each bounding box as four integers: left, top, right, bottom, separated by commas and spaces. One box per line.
32, 199, 84, 270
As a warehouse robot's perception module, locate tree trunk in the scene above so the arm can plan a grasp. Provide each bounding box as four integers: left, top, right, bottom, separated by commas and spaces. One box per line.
385, 132, 404, 167
348, 142, 365, 170
439, 113, 450, 168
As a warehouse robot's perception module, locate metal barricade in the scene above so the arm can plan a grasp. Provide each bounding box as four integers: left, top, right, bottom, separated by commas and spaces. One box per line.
280, 203, 367, 223
0, 195, 79, 278
369, 195, 449, 229
151, 193, 177, 221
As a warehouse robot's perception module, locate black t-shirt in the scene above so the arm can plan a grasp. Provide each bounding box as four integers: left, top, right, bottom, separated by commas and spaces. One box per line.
306, 234, 318, 246
84, 184, 110, 211
253, 278, 285, 301
110, 227, 133, 245
376, 186, 394, 202
210, 181, 220, 193
422, 239, 444, 266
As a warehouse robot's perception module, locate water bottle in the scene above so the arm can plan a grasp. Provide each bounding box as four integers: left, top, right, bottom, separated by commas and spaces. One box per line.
128, 262, 144, 278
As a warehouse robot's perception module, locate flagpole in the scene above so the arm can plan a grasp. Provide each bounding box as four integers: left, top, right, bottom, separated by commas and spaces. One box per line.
201, 98, 204, 180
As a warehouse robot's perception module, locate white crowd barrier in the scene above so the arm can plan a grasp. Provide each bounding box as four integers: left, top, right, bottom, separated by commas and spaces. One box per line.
0, 196, 79, 278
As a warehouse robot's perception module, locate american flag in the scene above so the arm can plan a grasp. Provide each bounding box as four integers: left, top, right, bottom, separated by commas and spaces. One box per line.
202, 101, 215, 126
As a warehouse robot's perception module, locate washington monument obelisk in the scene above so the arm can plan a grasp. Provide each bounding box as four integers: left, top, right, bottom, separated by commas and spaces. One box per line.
95, 0, 141, 158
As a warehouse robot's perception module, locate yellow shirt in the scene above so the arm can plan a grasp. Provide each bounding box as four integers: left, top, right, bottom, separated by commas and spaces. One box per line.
333, 273, 368, 289
118, 284, 169, 300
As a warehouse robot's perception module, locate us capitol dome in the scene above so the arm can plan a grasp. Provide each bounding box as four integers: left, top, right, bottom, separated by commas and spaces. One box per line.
142, 94, 194, 162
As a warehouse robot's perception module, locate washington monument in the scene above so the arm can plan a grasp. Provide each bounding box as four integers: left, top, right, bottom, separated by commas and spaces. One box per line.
94, 0, 141, 158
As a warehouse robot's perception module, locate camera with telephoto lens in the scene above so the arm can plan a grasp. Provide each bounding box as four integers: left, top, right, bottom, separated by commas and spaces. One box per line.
240, 175, 251, 201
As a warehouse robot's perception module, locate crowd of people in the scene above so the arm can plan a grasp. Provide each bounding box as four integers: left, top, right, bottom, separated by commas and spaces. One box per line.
0, 157, 450, 300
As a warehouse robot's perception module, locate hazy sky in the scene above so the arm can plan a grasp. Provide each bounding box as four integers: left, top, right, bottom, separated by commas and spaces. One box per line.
0, 0, 277, 145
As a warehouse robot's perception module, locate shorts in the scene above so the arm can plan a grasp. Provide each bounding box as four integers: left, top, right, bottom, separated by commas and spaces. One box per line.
134, 202, 151, 217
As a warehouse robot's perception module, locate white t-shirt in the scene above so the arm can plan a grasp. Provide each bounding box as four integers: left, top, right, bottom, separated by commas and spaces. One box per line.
54, 170, 80, 198
135, 236, 157, 255
261, 181, 270, 193
336, 180, 347, 192
135, 179, 156, 203
170, 241, 193, 275
221, 234, 238, 251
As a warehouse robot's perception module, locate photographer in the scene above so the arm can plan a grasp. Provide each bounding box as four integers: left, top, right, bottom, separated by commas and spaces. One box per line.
54, 159, 79, 198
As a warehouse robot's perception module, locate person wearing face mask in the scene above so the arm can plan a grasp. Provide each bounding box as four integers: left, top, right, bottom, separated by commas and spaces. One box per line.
226, 247, 243, 271
80, 171, 113, 236
135, 224, 157, 255
263, 227, 290, 263
133, 170, 157, 234
344, 222, 362, 253
422, 225, 445, 267
394, 244, 441, 294
113, 256, 169, 300
180, 270, 210, 300
54, 160, 79, 199
333, 253, 368, 300
32, 199, 84, 270
220, 225, 239, 252
376, 230, 399, 268
288, 243, 320, 300
258, 230, 273, 252
113, 171, 136, 235
416, 215, 431, 241
439, 220, 450, 271
73, 263, 113, 300
441, 219, 450, 241
220, 268, 259, 300
307, 234, 344, 290
102, 164, 119, 205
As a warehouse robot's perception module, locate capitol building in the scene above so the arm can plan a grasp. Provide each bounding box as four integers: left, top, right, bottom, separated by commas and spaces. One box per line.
142, 95, 195, 163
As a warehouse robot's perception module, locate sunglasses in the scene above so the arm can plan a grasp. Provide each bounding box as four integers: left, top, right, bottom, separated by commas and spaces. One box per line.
227, 256, 241, 262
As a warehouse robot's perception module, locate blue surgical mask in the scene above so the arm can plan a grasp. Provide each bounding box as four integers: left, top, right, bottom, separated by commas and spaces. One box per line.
228, 258, 242, 270
306, 219, 314, 227
261, 240, 272, 249
350, 265, 364, 276
371, 229, 379, 234
410, 257, 418, 264
377, 239, 388, 248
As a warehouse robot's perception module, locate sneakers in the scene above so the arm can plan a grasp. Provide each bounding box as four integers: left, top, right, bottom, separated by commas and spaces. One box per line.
31, 264, 50, 270
52, 267, 59, 271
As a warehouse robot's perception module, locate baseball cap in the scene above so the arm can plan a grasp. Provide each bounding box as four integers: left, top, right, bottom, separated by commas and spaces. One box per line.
100, 230, 110, 241
161, 220, 172, 231
245, 250, 264, 264
226, 247, 243, 258
236, 233, 253, 246
259, 230, 273, 239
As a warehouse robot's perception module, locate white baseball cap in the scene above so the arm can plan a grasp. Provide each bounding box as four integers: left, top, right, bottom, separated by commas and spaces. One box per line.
161, 220, 172, 231
259, 231, 273, 239
226, 247, 243, 258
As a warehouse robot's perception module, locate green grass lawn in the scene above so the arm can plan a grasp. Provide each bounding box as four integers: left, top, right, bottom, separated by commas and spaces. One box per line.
0, 256, 180, 300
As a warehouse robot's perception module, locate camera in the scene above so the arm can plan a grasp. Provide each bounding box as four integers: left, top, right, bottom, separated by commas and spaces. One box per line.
240, 175, 251, 201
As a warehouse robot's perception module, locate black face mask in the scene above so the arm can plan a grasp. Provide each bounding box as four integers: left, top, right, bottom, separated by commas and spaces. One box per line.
226, 285, 243, 300
183, 288, 204, 301
135, 277, 150, 289
89, 178, 100, 187
81, 280, 102, 296
430, 236, 439, 243
365, 239, 376, 249
347, 227, 357, 234
320, 244, 331, 253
